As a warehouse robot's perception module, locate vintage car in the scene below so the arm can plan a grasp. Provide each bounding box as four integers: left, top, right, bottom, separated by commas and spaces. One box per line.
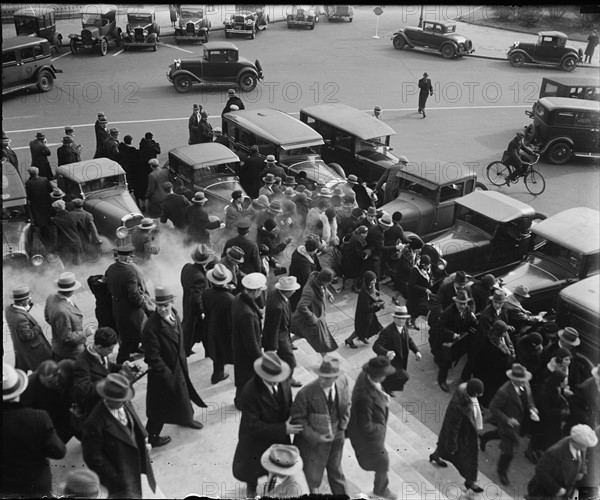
525, 97, 600, 164
556, 275, 600, 365
287, 6, 319, 29
2, 162, 47, 267
13, 7, 63, 52
507, 31, 582, 72
222, 108, 346, 190
300, 103, 399, 184
392, 21, 474, 59
425, 191, 546, 274
379, 164, 486, 237
224, 8, 269, 39
537, 76, 600, 101
2, 36, 62, 96
174, 5, 211, 44
69, 5, 122, 56
122, 9, 160, 51
167, 41, 263, 93
325, 5, 354, 22
165, 143, 250, 214
497, 207, 600, 314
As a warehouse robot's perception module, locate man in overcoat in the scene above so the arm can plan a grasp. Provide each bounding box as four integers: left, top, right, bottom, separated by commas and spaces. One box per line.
57, 135, 81, 166
145, 159, 170, 217
160, 181, 190, 230
2, 131, 19, 168
374, 156, 409, 204
184, 192, 223, 245
5, 285, 52, 372
139, 132, 161, 169
222, 88, 245, 115
50, 199, 85, 265
366, 213, 399, 281
222, 218, 263, 275
142, 286, 206, 447
373, 305, 422, 395
82, 373, 156, 498
418, 72, 433, 117
290, 356, 351, 494
232, 352, 302, 498
131, 218, 160, 263
288, 238, 321, 311
118, 134, 139, 186
188, 104, 203, 145
347, 356, 398, 500
69, 198, 103, 256
94, 113, 109, 159
239, 145, 263, 198
29, 131, 54, 180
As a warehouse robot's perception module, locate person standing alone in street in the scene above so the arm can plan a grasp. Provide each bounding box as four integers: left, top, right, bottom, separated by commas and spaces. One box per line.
584, 29, 599, 64
418, 72, 433, 118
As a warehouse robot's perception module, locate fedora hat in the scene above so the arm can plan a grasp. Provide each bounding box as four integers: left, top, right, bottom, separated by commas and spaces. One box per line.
12, 286, 31, 302
264, 155, 277, 164
235, 217, 252, 231
347, 174, 358, 185
254, 351, 291, 382
3, 363, 29, 401
96, 373, 134, 402
51, 188, 66, 199
363, 356, 396, 378
269, 200, 283, 213
367, 206, 378, 217
393, 305, 410, 319
153, 285, 175, 305
138, 218, 156, 230
192, 192, 208, 204
506, 363, 532, 382
97, 116, 108, 124
207, 263, 234, 286
513, 284, 530, 298
275, 276, 301, 292
318, 187, 333, 198
558, 327, 580, 346
226, 246, 245, 263
64, 126, 74, 133
109, 128, 119, 136
313, 357, 341, 378
453, 290, 470, 304
56, 272, 81, 292
242, 272, 267, 291
283, 175, 297, 186
261, 444, 303, 476
263, 173, 277, 184
62, 136, 74, 144
489, 289, 507, 303
378, 213, 393, 228
35, 131, 46, 140
191, 244, 215, 264
253, 195, 270, 209
454, 270, 469, 284
374, 105, 381, 112
61, 469, 106, 499
283, 187, 295, 197
115, 244, 135, 255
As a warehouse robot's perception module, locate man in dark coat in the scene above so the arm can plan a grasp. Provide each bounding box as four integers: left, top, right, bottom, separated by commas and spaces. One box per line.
373, 305, 422, 395
347, 356, 398, 500
212, 126, 229, 146
2, 131, 19, 168
118, 134, 139, 186
160, 181, 190, 230
2, 363, 66, 498
82, 373, 156, 498
145, 159, 170, 218
197, 110, 214, 143
374, 156, 409, 204
341, 225, 370, 292
435, 270, 473, 310
232, 352, 302, 498
29, 131, 54, 180
366, 213, 399, 281
138, 132, 161, 168
222, 88, 245, 115
5, 285, 52, 373
50, 199, 85, 266
184, 191, 223, 245
232, 273, 267, 409
131, 218, 160, 263
188, 104, 203, 145
94, 113, 109, 159
428, 379, 486, 493
142, 286, 206, 447
418, 71, 433, 117
239, 145, 263, 199
70, 198, 103, 255
103, 128, 121, 163
407, 254, 433, 327
57, 135, 80, 166
568, 367, 600, 429
288, 238, 321, 311
470, 273, 497, 313
222, 218, 263, 275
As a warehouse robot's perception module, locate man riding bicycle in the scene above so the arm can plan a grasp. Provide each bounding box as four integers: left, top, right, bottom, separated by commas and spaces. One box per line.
502, 131, 536, 183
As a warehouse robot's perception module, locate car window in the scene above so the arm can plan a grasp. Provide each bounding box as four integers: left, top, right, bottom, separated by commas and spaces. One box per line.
193, 164, 236, 185
333, 129, 353, 151
439, 182, 464, 202
20, 47, 35, 61
226, 51, 237, 62
239, 130, 256, 146
423, 23, 432, 32
210, 50, 227, 62
255, 137, 276, 157
446, 25, 456, 33
33, 45, 44, 59
573, 112, 599, 128
554, 111, 574, 126
60, 177, 83, 198
542, 82, 559, 97
534, 239, 582, 271
455, 206, 497, 235
585, 253, 600, 276
2, 50, 17, 65
2, 205, 28, 222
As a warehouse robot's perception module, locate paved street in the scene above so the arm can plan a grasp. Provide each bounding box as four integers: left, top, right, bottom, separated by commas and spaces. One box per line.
2, 5, 599, 499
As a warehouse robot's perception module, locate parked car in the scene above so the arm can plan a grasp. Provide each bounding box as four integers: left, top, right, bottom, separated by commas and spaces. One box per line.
13, 6, 63, 52
174, 4, 211, 44
2, 36, 62, 96
325, 5, 354, 22
525, 97, 600, 165
224, 7, 269, 39
425, 190, 546, 274
222, 108, 346, 189
167, 41, 263, 93
378, 164, 486, 237
392, 21, 474, 59
537, 76, 600, 101
507, 31, 582, 72
68, 5, 122, 56
122, 9, 160, 51
287, 6, 319, 29
497, 207, 600, 314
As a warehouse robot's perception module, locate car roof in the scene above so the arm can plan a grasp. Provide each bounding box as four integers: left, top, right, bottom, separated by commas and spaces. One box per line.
538, 31, 568, 38
455, 190, 536, 222
225, 109, 324, 148
301, 103, 396, 140
169, 143, 240, 168
532, 207, 600, 255
14, 6, 55, 16
559, 275, 600, 313
204, 41, 239, 51
126, 8, 155, 15
538, 97, 600, 112
398, 163, 476, 187
541, 76, 600, 88
82, 4, 117, 16
2, 162, 27, 205
56, 158, 125, 183
2, 36, 49, 50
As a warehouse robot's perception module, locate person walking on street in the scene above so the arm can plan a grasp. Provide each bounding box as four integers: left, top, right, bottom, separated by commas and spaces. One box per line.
145, 159, 170, 217
188, 104, 203, 145
30, 131, 54, 180
57, 135, 80, 166
185, 192, 224, 245
160, 181, 190, 230
222, 88, 245, 115
418, 72, 433, 118
131, 218, 160, 263
94, 113, 109, 159
345, 270, 384, 348
25, 166, 54, 243
584, 29, 599, 64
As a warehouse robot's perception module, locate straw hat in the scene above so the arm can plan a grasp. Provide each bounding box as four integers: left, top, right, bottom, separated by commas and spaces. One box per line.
275, 276, 301, 292
56, 272, 82, 292
3, 363, 29, 401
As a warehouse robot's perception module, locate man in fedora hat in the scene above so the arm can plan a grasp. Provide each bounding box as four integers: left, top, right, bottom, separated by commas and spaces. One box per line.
160, 181, 191, 230
197, 109, 213, 143
258, 444, 310, 498
239, 145, 263, 198
5, 285, 52, 372
57, 135, 81, 166
203, 263, 235, 384
436, 270, 473, 310
64, 125, 83, 156
225, 189, 247, 230
139, 132, 161, 176
220, 245, 246, 291
505, 284, 547, 334
373, 105, 382, 120
223, 218, 263, 275
347, 356, 398, 500
259, 172, 279, 200
2, 363, 66, 497
470, 273, 499, 313
103, 128, 120, 162
222, 88, 245, 116
44, 272, 87, 361
374, 155, 409, 204
82, 373, 156, 497
94, 113, 109, 158
373, 305, 422, 396
60, 469, 106, 499
142, 286, 207, 447
131, 217, 160, 263
50, 198, 86, 265
184, 192, 224, 245
366, 212, 402, 282
261, 154, 286, 180
70, 198, 103, 252
290, 355, 351, 494
180, 244, 215, 357
481, 363, 539, 486
144, 158, 170, 217
2, 130, 18, 168
29, 131, 54, 180
212, 126, 229, 146
418, 71, 433, 118
25, 166, 53, 242
264, 276, 303, 388
232, 351, 303, 497
188, 104, 203, 145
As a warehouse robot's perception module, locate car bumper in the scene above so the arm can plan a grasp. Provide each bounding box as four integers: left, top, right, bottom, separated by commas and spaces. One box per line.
123, 40, 156, 47
174, 34, 207, 42
288, 20, 313, 26
225, 28, 254, 34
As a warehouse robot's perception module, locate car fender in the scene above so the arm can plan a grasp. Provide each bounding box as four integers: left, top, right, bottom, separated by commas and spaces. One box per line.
236, 67, 258, 80
508, 48, 532, 62
560, 52, 579, 64
393, 32, 412, 47
171, 69, 203, 83
68, 33, 81, 40
539, 136, 575, 154
148, 32, 158, 42
34, 65, 59, 78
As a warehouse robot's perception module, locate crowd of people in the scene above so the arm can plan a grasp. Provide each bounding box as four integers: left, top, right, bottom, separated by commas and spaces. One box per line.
2, 99, 599, 500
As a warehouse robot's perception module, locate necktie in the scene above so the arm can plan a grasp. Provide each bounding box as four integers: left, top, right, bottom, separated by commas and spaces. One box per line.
272, 386, 278, 399
472, 399, 483, 431
267, 475, 277, 494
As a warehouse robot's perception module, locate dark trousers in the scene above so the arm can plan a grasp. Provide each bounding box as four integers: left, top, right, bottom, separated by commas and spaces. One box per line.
146, 418, 164, 438
116, 340, 138, 364
437, 359, 451, 384
211, 359, 225, 382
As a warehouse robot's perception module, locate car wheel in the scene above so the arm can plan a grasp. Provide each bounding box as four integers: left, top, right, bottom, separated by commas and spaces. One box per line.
100, 38, 108, 56
70, 39, 78, 54
547, 141, 572, 165
475, 182, 488, 191
173, 75, 193, 93
37, 70, 54, 92
486, 161, 511, 186
310, 23, 315, 30
54, 35, 62, 53
441, 44, 455, 59
509, 52, 525, 67
561, 56, 577, 72
393, 36, 405, 50
239, 73, 257, 91
115, 30, 122, 47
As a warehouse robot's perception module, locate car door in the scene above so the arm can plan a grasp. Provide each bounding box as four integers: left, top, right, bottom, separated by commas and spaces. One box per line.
2, 49, 20, 89
431, 181, 466, 233
533, 36, 560, 63
572, 111, 600, 154
420, 22, 439, 47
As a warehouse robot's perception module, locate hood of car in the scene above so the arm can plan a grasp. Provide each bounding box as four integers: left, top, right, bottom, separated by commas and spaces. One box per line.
82, 27, 100, 39
287, 158, 343, 185
204, 179, 245, 205
510, 41, 535, 51
381, 192, 431, 234
499, 255, 575, 293
84, 189, 142, 237
447, 33, 468, 43
427, 222, 490, 257
358, 149, 399, 169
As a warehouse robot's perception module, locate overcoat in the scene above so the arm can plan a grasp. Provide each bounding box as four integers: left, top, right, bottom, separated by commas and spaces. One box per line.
180, 262, 207, 354
407, 266, 432, 318
373, 321, 419, 392
160, 192, 190, 229
2, 143, 19, 168
202, 286, 235, 365
185, 204, 221, 244
472, 336, 513, 407
429, 302, 476, 361
94, 124, 109, 158
29, 139, 53, 178
142, 309, 206, 425
232, 292, 263, 390
138, 137, 161, 167
145, 167, 170, 217
239, 154, 263, 198
44, 293, 85, 360
288, 247, 321, 310
25, 175, 53, 228
50, 209, 85, 265
354, 286, 384, 340
341, 231, 368, 279
5, 304, 52, 372
262, 289, 295, 369
222, 233, 262, 274
232, 375, 292, 482
188, 112, 203, 144
57, 144, 80, 166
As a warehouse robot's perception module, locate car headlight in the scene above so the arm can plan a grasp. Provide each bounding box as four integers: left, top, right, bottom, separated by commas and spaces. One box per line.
174, 58, 181, 69
246, 19, 254, 25
31, 254, 44, 266
143, 30, 148, 36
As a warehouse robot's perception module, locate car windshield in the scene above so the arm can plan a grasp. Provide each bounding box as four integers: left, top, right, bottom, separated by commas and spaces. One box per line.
531, 237, 582, 273
128, 14, 152, 24
397, 177, 438, 202
446, 25, 456, 33
2, 205, 27, 222
280, 146, 321, 163
81, 174, 126, 194
15, 18, 38, 32
455, 205, 498, 236
181, 9, 203, 19
82, 13, 102, 27
193, 163, 237, 185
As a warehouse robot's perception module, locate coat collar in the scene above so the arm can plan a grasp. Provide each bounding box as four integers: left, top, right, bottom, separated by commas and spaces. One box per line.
99, 402, 138, 448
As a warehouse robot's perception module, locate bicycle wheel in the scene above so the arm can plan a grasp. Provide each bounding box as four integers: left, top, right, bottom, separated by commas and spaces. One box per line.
486, 161, 511, 187
524, 168, 546, 195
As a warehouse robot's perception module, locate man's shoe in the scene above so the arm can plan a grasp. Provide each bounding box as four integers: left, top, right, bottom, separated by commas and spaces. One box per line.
438, 381, 449, 392
149, 435, 171, 448
290, 379, 303, 388
429, 454, 447, 467
498, 471, 510, 486
358, 337, 370, 344
186, 420, 204, 430
465, 481, 484, 493
374, 488, 398, 500
211, 373, 229, 385
345, 339, 358, 349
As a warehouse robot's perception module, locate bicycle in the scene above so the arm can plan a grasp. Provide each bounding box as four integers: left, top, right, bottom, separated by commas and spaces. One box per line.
486, 150, 546, 195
